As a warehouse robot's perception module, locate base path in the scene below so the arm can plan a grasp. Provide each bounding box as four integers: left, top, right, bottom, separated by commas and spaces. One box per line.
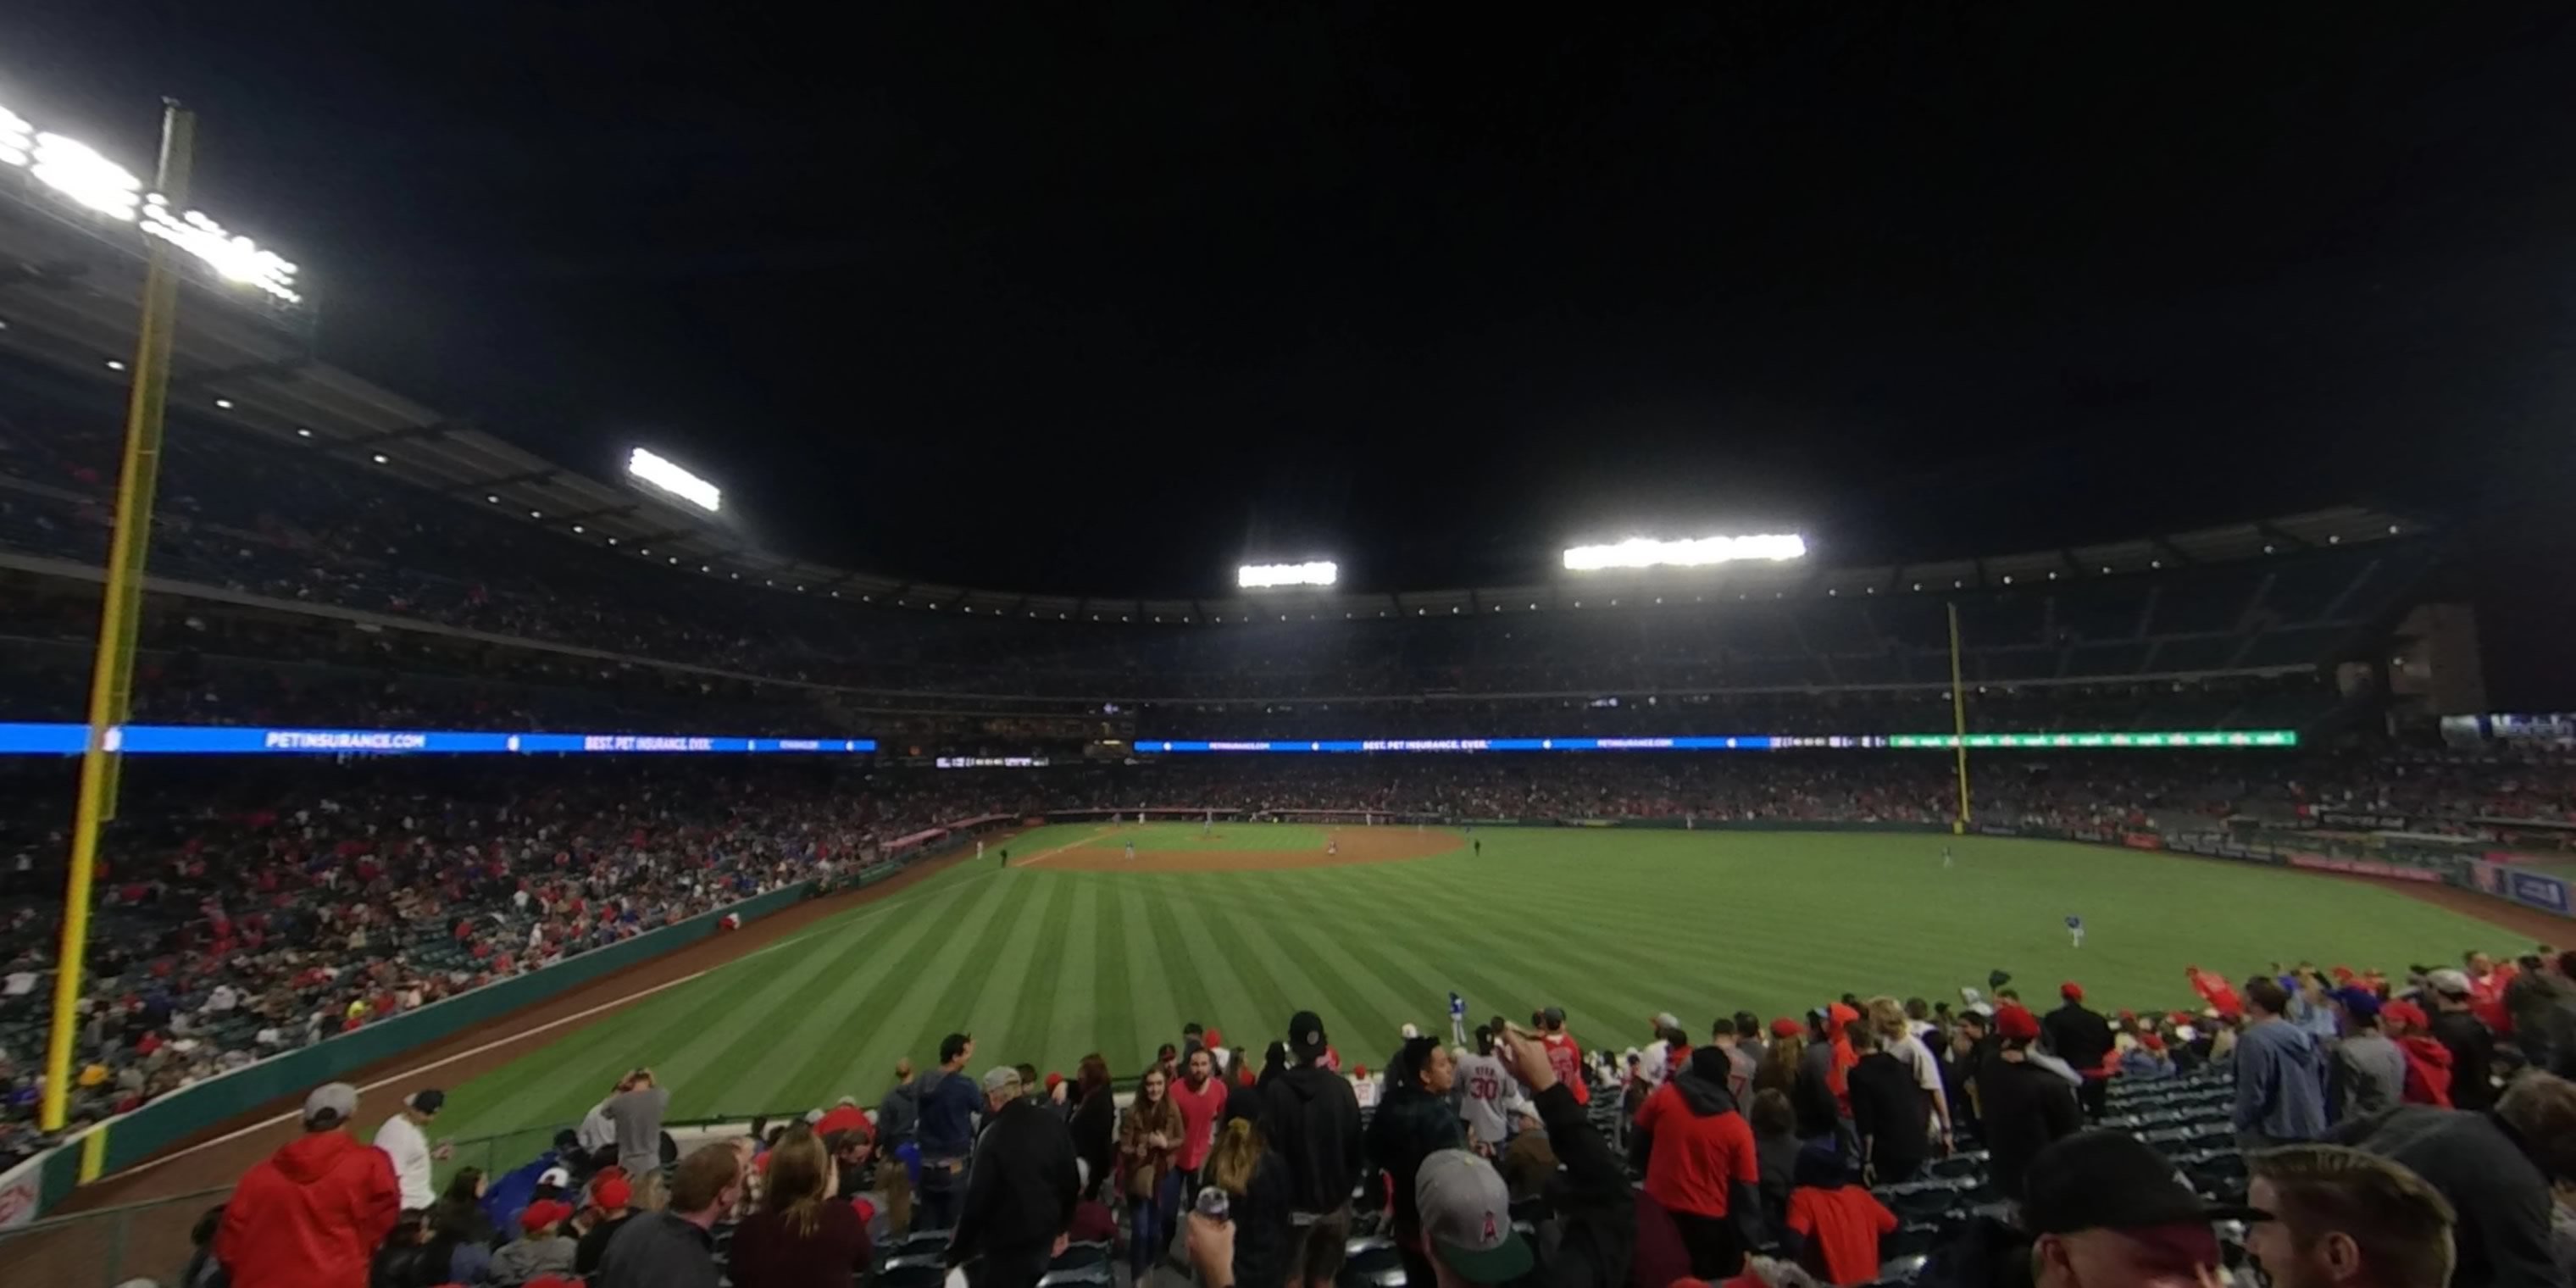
1041, 825, 1463, 873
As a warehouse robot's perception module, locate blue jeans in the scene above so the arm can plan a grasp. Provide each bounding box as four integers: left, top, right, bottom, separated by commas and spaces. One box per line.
1130, 1170, 1179, 1275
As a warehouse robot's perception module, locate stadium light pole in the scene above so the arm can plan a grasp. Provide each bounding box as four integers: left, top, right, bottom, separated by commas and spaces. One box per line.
42, 101, 193, 1134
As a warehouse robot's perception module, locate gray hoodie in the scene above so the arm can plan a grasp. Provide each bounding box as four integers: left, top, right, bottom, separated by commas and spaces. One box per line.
2332, 1031, 2407, 1120
2234, 1017, 2328, 1141
492, 1232, 577, 1285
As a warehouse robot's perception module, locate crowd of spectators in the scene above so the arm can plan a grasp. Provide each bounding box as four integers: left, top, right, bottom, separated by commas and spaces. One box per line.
185, 948, 2576, 1288
0, 760, 980, 1167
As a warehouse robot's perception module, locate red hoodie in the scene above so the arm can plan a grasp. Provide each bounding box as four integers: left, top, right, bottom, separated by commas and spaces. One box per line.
216, 1130, 401, 1288
2396, 1035, 2455, 1108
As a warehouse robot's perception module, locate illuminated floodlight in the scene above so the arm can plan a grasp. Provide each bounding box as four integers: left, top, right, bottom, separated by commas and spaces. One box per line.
0, 105, 30, 167
1238, 560, 1338, 589
626, 447, 722, 513
141, 195, 302, 303
31, 131, 142, 220
1563, 533, 1807, 572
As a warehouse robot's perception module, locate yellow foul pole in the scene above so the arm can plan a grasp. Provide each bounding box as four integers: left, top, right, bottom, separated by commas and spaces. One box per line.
1946, 600, 1970, 835
42, 103, 194, 1132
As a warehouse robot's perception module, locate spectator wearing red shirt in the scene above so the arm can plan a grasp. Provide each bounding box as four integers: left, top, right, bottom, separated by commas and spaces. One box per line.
1170, 1046, 1228, 1196
1631, 1047, 1762, 1279
1783, 1144, 1896, 1285
215, 1083, 401, 1288
1538, 1007, 1589, 1106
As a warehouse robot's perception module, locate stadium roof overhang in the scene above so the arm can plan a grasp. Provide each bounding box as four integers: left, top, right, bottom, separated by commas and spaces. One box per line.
0, 204, 2431, 626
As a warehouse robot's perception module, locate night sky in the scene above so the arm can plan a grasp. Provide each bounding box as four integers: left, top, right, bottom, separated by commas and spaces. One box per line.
5, 3, 2573, 607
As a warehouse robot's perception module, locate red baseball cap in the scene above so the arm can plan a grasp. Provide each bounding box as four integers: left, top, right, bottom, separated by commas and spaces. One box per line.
592, 1174, 631, 1210
2381, 1000, 2429, 1030
1995, 1005, 2042, 1041
520, 1199, 573, 1233
2140, 1033, 2166, 1052
2060, 981, 2084, 1001
1768, 1017, 1802, 1039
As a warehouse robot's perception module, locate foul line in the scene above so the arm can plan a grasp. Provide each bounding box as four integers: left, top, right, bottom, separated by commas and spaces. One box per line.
1012, 826, 1115, 869
115, 862, 999, 1178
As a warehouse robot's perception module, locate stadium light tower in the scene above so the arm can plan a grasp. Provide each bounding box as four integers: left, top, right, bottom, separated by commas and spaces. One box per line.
1238, 560, 1338, 589
1562, 533, 1808, 571
627, 447, 723, 513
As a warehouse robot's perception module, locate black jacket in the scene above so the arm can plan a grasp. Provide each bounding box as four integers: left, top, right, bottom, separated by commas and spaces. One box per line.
2041, 1002, 2113, 1074
1917, 1215, 2036, 1288
1791, 1039, 1842, 1139
1365, 1083, 1465, 1239
1846, 1052, 1932, 1174
1069, 1089, 1117, 1197
1531, 1082, 1634, 1288
2333, 1105, 2559, 1288
1219, 1149, 1297, 1288
2429, 1010, 2498, 1112
1970, 1056, 2080, 1201
949, 1098, 1081, 1264
1260, 1063, 1363, 1213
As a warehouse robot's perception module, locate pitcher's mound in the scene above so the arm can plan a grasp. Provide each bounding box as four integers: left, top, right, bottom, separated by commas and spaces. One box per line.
1046, 827, 1464, 873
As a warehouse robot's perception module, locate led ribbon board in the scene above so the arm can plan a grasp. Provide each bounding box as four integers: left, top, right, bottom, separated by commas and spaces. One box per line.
0, 723, 874, 756
1133, 730, 2297, 753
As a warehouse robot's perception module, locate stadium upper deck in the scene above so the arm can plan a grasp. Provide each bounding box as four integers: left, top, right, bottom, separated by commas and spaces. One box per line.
0, 204, 2434, 721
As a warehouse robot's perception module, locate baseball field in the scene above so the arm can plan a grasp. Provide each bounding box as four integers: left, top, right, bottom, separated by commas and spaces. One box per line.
417, 820, 2534, 1152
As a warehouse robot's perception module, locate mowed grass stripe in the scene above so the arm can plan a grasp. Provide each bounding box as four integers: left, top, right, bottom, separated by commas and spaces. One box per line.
737, 881, 1004, 1111
1200, 900, 1302, 1058
1094, 877, 1135, 1070
1114, 882, 1184, 1062
815, 868, 1030, 1094
675, 881, 998, 1116
1180, 863, 1674, 1035
960, 873, 1069, 1073
1139, 881, 1224, 1036
1045, 880, 1104, 1066
1154, 877, 1269, 1060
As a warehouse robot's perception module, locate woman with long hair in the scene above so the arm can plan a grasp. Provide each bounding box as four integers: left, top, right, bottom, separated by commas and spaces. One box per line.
729, 1126, 873, 1288
1069, 1052, 1117, 1200
1120, 1063, 1185, 1280
1203, 1095, 1294, 1288
1753, 1024, 1805, 1097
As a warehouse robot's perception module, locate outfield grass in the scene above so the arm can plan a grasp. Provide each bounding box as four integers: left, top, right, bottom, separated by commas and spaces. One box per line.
430, 824, 2521, 1146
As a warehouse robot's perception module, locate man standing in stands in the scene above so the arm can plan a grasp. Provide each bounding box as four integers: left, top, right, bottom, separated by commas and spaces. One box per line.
1452, 1025, 1527, 1155
2043, 982, 2113, 1120
879, 1058, 922, 1148
1632, 1044, 1763, 1276
216, 1083, 401, 1288
2236, 978, 2329, 1149
2424, 969, 2498, 1112
1537, 1006, 1590, 1106
1921, 1132, 2261, 1288
1708, 1017, 1758, 1105
1973, 1005, 2081, 1201
1263, 1008, 1363, 1288
2334, 1069, 2576, 1288
2328, 987, 2407, 1121
372, 1087, 450, 1213
1172, 1045, 1228, 1199
919, 1032, 983, 1230
597, 1143, 743, 1288
2243, 1145, 2459, 1288
1846, 1024, 1934, 1185
605, 1067, 670, 1181
949, 1067, 1080, 1288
